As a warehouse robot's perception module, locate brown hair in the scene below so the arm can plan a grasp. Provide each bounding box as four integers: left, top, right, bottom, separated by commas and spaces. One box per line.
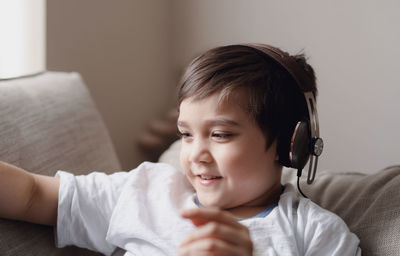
178, 44, 317, 149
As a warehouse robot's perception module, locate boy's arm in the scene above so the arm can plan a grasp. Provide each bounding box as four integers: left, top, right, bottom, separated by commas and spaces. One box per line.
0, 161, 59, 226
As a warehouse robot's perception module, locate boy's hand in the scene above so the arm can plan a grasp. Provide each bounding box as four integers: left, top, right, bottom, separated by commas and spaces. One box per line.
178, 208, 253, 256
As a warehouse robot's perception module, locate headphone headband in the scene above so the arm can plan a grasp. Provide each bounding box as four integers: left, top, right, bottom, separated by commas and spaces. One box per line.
242, 43, 323, 184
244, 44, 316, 93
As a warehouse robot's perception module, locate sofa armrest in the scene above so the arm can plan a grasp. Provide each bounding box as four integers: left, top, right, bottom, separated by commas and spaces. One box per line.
0, 72, 121, 255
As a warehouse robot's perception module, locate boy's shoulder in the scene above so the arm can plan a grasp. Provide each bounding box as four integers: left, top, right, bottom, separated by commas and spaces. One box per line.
130, 161, 183, 177
279, 184, 357, 242
242, 184, 360, 255
125, 161, 190, 189
272, 184, 360, 254
279, 183, 346, 223
134, 161, 177, 172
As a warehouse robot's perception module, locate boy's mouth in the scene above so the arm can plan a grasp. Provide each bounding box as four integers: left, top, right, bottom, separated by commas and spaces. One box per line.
196, 175, 223, 186
198, 175, 222, 180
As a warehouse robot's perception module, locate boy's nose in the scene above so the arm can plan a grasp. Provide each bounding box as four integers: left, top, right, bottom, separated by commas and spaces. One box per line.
189, 139, 212, 164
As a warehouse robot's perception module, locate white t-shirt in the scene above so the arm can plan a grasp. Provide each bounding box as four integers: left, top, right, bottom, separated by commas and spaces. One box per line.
55, 162, 361, 256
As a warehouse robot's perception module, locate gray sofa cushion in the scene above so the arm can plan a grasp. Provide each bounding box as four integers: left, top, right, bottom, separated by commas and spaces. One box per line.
0, 72, 121, 255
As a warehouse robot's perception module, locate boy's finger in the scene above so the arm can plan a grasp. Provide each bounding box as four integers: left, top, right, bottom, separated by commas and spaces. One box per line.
178, 237, 247, 256
180, 208, 244, 229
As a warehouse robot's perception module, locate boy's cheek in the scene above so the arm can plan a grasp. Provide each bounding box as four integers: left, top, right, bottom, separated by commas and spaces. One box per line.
179, 146, 187, 166
179, 151, 192, 176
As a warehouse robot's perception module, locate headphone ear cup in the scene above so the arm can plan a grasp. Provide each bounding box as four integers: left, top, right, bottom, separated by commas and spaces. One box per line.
277, 123, 296, 168
290, 121, 311, 170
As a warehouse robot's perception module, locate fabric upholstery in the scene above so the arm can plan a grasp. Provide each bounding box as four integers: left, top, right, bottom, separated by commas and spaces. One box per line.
160, 140, 400, 256
0, 72, 121, 255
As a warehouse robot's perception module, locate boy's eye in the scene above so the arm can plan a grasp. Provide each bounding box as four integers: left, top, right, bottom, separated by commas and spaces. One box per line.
177, 131, 191, 138
212, 133, 234, 139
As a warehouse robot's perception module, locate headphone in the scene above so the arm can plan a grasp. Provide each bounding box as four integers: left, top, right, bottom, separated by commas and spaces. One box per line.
243, 44, 324, 184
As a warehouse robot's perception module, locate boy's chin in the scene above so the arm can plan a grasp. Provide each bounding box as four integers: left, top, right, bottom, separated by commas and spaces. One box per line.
197, 195, 224, 208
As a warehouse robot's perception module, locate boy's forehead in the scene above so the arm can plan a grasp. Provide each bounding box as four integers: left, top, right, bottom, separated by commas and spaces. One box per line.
179, 89, 249, 113
178, 89, 261, 132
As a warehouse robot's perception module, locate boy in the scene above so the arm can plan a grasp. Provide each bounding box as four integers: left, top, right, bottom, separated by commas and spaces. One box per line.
0, 44, 361, 255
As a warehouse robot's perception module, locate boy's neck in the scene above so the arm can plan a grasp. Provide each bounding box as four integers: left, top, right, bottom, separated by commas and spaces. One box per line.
226, 183, 283, 219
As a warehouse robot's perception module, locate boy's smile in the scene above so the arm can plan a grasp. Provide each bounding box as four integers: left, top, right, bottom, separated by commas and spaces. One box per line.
178, 91, 283, 218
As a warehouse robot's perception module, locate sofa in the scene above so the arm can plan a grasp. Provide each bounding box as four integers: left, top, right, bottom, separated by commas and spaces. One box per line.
1, 72, 399, 255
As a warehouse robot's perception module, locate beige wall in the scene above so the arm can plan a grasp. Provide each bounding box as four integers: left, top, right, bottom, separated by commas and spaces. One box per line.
47, 0, 175, 170
48, 0, 400, 173
171, 0, 400, 173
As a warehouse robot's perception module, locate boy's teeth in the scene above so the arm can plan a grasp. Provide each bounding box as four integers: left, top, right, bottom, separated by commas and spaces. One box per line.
200, 175, 219, 180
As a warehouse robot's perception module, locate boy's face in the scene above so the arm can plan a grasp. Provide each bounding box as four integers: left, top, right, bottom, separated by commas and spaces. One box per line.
178, 91, 282, 215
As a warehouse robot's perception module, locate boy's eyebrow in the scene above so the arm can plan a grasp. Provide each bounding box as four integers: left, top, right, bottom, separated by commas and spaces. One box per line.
177, 118, 241, 127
